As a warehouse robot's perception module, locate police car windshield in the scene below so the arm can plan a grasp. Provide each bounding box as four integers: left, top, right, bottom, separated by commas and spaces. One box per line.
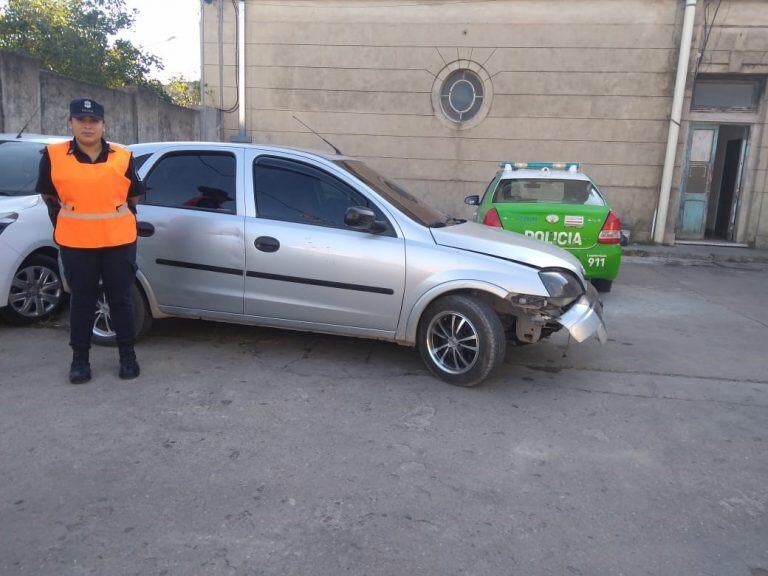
334, 159, 453, 227
494, 179, 605, 206
0, 140, 45, 196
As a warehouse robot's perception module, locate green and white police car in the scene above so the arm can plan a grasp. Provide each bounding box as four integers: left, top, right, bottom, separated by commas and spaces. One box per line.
466, 162, 623, 292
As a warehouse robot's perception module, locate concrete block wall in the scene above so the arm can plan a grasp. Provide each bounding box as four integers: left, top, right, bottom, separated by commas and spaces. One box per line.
0, 52, 42, 135
39, 71, 138, 144
0, 50, 207, 145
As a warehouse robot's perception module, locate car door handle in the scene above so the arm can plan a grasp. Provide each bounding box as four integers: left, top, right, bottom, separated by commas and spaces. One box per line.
137, 221, 155, 237
254, 236, 280, 253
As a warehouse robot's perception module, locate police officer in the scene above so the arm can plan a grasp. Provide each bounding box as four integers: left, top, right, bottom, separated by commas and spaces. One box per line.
36, 98, 144, 384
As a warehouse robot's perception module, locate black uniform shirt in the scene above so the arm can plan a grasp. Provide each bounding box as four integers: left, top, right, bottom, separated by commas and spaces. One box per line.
35, 138, 144, 225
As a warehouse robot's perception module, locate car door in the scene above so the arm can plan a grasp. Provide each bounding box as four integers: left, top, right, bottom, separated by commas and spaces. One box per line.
136, 146, 245, 314
243, 152, 405, 332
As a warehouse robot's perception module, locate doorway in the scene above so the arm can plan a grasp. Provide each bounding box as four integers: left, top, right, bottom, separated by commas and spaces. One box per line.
677, 124, 749, 241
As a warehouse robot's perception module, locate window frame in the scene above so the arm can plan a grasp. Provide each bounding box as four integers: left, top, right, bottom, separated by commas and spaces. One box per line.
252, 155, 396, 237
691, 78, 763, 112
439, 68, 485, 124
133, 153, 152, 172
480, 175, 500, 206
140, 150, 238, 215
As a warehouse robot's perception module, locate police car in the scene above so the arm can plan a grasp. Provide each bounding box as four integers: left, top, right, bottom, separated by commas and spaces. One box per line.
466, 162, 623, 292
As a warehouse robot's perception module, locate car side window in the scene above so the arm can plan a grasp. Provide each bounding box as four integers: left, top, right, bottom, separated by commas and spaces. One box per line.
253, 156, 393, 234
143, 152, 237, 214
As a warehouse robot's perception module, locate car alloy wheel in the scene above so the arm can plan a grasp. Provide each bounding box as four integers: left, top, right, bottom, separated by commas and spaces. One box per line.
90, 283, 153, 347
93, 291, 115, 339
426, 311, 480, 375
8, 264, 62, 319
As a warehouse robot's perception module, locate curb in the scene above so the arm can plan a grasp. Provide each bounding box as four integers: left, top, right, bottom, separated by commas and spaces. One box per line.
623, 247, 768, 265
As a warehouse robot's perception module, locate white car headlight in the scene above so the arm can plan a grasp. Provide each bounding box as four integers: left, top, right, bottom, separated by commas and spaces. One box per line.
538, 269, 584, 307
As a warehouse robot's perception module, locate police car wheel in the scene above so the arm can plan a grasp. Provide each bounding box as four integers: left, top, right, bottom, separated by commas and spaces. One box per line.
91, 283, 153, 347
591, 279, 613, 293
0, 254, 65, 326
418, 294, 506, 387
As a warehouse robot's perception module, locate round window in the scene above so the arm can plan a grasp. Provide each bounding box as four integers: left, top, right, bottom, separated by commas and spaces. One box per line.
440, 69, 485, 123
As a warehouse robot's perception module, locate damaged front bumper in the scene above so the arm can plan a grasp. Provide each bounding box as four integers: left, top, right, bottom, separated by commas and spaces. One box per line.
556, 283, 608, 344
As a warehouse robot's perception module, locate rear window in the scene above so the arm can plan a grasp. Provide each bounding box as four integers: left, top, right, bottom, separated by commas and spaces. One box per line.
0, 140, 46, 196
493, 179, 604, 206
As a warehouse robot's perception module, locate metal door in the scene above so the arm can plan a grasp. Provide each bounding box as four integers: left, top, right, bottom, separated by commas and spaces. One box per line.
727, 136, 749, 241
136, 147, 245, 314
677, 125, 718, 239
243, 151, 406, 331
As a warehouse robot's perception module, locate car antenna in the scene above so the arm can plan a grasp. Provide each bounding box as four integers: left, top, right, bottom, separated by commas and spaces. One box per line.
15, 104, 41, 139
292, 115, 343, 155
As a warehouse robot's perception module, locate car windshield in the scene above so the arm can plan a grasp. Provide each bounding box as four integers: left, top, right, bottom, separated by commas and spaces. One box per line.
0, 140, 46, 196
494, 179, 605, 206
333, 159, 457, 227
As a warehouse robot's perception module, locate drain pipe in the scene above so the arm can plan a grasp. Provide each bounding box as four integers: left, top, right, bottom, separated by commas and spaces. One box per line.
231, 0, 252, 142
653, 0, 698, 244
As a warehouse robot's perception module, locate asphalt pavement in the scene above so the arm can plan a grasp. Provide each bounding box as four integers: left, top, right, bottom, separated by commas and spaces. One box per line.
1, 260, 767, 576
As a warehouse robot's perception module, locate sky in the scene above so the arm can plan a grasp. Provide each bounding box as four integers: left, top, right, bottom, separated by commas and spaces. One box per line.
0, 0, 202, 83
121, 0, 201, 83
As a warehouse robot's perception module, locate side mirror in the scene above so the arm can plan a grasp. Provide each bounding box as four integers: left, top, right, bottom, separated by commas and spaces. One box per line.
344, 206, 376, 231
464, 195, 480, 206
620, 232, 629, 247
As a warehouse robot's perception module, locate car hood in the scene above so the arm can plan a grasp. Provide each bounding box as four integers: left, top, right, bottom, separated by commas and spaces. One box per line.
0, 194, 40, 213
430, 221, 584, 274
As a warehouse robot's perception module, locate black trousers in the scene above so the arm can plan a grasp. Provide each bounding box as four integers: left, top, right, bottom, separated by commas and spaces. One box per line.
60, 242, 137, 350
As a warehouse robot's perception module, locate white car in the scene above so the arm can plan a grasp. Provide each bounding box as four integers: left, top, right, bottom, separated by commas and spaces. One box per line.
0, 134, 68, 325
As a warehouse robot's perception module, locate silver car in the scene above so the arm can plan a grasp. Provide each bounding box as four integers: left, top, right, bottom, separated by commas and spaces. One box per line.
86, 142, 606, 387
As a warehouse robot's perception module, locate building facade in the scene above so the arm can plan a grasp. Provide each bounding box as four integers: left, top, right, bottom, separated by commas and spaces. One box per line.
201, 0, 768, 247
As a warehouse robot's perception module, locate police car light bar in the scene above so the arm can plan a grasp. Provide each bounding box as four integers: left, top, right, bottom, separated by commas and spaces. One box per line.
499, 161, 580, 171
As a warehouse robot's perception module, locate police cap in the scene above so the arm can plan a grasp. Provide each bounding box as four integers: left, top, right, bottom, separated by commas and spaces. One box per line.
69, 98, 104, 120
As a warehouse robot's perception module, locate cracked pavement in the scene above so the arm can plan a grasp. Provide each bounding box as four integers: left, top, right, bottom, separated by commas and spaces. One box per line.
1, 261, 767, 575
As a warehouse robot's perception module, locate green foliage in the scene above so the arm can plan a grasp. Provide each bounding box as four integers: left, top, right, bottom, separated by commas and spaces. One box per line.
0, 0, 172, 102
164, 75, 201, 108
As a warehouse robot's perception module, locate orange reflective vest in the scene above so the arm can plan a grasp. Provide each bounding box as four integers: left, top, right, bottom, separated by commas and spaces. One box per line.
48, 141, 137, 249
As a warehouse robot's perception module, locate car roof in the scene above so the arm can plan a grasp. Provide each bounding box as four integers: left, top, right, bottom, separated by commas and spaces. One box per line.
0, 133, 69, 144
498, 168, 591, 182
127, 141, 353, 163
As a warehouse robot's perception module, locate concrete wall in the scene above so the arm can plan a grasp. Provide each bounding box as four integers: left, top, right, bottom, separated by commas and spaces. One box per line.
0, 50, 212, 145
203, 0, 680, 241
202, 0, 768, 247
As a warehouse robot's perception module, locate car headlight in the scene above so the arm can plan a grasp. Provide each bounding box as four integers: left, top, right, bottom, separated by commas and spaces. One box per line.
538, 269, 584, 307
0, 212, 18, 236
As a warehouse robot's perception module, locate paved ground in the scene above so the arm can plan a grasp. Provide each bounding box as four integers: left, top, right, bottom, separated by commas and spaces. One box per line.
1, 261, 767, 576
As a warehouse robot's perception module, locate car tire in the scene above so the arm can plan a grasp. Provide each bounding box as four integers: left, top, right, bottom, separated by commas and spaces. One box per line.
591, 279, 613, 293
0, 254, 65, 326
417, 294, 506, 387
91, 283, 153, 347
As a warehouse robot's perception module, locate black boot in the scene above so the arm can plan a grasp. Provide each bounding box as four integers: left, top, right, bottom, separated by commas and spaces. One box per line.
69, 348, 91, 384
118, 345, 140, 380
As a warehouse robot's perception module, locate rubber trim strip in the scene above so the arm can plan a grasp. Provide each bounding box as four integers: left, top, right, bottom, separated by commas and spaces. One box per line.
156, 259, 243, 276
246, 271, 394, 295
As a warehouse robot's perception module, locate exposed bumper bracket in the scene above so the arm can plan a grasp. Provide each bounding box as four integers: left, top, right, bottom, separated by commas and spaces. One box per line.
556, 284, 607, 344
